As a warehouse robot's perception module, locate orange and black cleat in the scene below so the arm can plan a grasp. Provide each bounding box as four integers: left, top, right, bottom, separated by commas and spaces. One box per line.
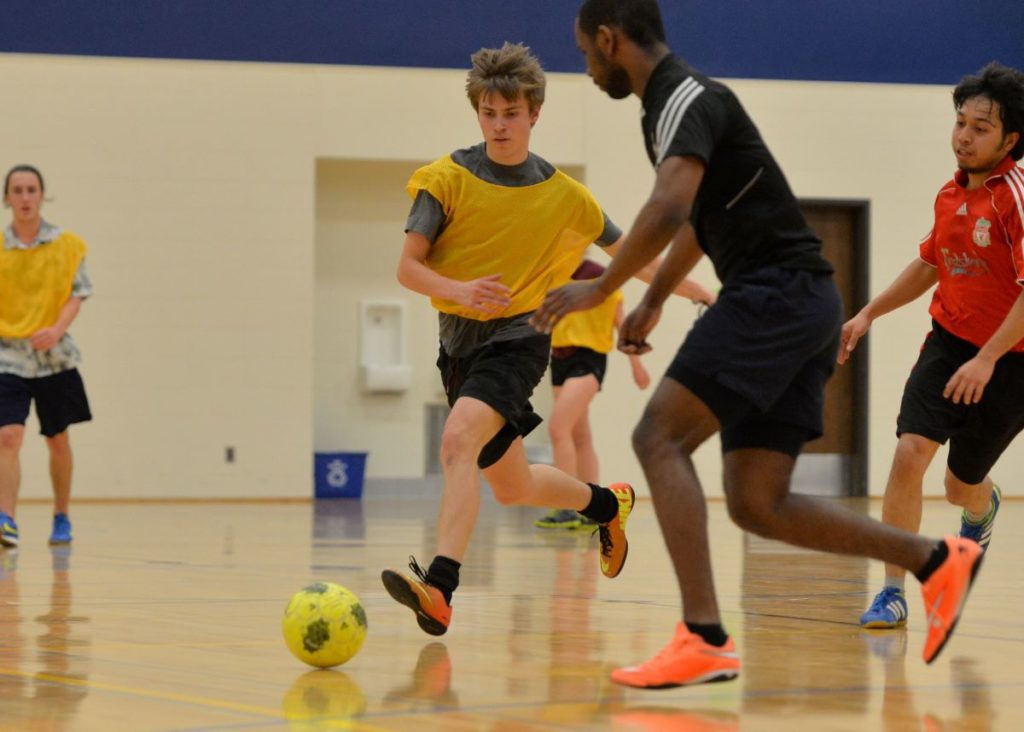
382, 556, 453, 636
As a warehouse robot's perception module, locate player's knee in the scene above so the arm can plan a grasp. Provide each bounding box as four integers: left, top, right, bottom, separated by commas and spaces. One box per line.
943, 470, 980, 505
548, 422, 571, 445
893, 434, 935, 469
725, 491, 773, 537
439, 423, 476, 465
631, 415, 664, 461
45, 433, 71, 457
488, 479, 525, 506
0, 426, 24, 453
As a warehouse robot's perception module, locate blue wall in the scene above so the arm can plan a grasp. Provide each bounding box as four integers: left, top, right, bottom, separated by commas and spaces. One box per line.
5, 1, 1022, 85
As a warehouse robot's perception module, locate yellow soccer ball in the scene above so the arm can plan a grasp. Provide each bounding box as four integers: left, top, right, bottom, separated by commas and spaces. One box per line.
282, 582, 367, 668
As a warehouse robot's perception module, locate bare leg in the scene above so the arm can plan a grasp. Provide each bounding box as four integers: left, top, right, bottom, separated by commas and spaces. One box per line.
484, 440, 592, 509
631, 379, 722, 624
434, 397, 505, 562
944, 469, 993, 516
878, 434, 940, 578
45, 431, 73, 516
723, 450, 937, 572
548, 376, 599, 479
0, 425, 25, 517
571, 408, 599, 484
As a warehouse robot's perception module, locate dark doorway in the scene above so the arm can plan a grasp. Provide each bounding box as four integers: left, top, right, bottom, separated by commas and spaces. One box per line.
797, 200, 870, 496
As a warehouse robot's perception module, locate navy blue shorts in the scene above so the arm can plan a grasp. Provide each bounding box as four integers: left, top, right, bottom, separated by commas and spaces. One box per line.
665, 267, 842, 457
0, 369, 92, 437
436, 333, 550, 469
550, 346, 607, 388
898, 321, 1024, 484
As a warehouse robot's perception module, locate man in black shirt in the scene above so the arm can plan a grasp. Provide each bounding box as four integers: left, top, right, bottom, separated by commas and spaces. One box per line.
532, 0, 984, 689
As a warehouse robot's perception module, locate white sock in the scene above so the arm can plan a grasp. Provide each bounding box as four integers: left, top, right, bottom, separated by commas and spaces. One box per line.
883, 576, 905, 593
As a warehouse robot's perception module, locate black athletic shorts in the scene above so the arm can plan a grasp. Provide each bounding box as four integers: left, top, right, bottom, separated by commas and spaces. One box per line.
665, 267, 842, 457
550, 346, 607, 388
436, 332, 550, 469
897, 320, 1024, 484
0, 369, 92, 437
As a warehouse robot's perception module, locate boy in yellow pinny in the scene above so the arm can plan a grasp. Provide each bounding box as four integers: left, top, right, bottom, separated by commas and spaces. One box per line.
379, 43, 636, 636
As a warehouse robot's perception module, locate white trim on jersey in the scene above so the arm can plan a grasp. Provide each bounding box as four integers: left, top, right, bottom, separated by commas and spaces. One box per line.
654, 77, 706, 166
1007, 168, 1024, 271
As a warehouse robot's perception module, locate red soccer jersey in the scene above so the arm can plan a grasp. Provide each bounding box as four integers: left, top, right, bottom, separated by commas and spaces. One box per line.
919, 155, 1024, 351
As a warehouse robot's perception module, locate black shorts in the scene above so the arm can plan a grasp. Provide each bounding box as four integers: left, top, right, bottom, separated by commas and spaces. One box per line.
436, 333, 550, 469
665, 267, 842, 457
897, 321, 1024, 484
0, 369, 92, 437
550, 346, 607, 388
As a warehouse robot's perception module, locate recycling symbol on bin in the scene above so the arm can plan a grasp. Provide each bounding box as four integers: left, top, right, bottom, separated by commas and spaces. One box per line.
326, 458, 349, 488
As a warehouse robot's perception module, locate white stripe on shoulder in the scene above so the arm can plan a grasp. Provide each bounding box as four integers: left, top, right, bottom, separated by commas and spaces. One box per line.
654, 77, 705, 165
1005, 167, 1024, 230
1007, 168, 1024, 265
655, 77, 698, 148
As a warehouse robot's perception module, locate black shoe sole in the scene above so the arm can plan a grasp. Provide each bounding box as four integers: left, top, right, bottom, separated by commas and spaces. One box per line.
381, 570, 448, 636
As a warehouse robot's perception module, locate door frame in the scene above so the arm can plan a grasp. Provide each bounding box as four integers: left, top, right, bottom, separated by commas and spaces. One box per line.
800, 198, 871, 497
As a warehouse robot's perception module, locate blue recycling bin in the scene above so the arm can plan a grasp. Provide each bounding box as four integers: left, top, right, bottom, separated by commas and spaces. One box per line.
314, 452, 367, 499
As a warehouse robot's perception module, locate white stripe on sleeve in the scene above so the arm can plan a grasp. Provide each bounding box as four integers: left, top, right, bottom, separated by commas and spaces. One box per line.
654, 77, 706, 166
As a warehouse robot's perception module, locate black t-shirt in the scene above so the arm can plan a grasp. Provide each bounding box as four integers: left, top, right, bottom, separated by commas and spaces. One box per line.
641, 55, 832, 283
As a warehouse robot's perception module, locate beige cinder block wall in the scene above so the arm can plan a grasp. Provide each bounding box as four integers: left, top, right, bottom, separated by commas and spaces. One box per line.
2, 52, 1016, 499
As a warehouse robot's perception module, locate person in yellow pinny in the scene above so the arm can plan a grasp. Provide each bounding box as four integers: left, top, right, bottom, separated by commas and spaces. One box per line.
536, 258, 711, 529
0, 165, 93, 548
380, 41, 701, 636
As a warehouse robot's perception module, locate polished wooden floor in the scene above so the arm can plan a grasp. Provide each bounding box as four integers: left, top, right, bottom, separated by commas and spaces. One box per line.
0, 485, 1020, 731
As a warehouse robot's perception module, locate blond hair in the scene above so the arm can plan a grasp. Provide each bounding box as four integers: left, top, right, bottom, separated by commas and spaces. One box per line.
466, 42, 546, 111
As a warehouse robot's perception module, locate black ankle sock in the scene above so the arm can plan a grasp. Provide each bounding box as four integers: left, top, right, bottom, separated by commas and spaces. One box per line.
685, 621, 729, 647
579, 483, 618, 524
426, 556, 461, 604
913, 540, 949, 584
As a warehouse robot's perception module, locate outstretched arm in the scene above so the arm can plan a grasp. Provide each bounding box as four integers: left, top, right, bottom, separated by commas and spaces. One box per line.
838, 258, 937, 364
397, 231, 511, 315
616, 223, 707, 355
532, 155, 704, 332
603, 227, 714, 304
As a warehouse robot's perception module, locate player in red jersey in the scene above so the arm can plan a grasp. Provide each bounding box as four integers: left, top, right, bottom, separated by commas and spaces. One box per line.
842, 62, 1024, 629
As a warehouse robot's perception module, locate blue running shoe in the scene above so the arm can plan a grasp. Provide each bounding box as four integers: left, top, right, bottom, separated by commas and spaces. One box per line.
959, 484, 1001, 552
859, 586, 908, 628
49, 514, 72, 545
0, 513, 19, 548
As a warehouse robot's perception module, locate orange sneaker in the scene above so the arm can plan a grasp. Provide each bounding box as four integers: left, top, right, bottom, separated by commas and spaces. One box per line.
612, 707, 740, 731
611, 622, 740, 689
921, 536, 983, 664
382, 556, 452, 636
599, 483, 634, 578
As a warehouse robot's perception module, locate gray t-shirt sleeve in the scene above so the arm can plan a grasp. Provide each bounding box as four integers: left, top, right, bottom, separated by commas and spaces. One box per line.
404, 190, 446, 243
595, 212, 623, 247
